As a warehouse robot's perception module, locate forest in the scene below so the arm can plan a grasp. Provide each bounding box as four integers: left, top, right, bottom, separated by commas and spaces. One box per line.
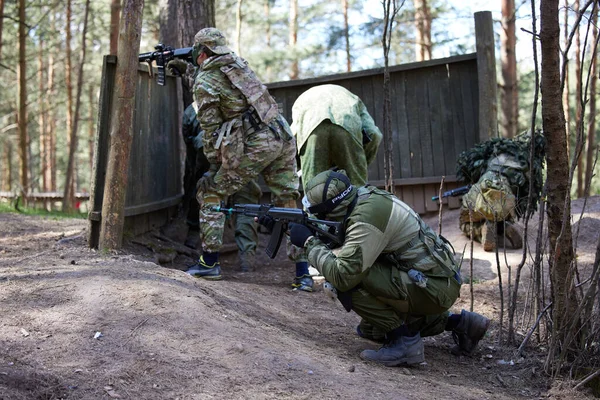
1, 0, 600, 397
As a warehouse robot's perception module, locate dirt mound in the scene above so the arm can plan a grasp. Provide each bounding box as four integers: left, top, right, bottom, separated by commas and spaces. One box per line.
1, 198, 598, 399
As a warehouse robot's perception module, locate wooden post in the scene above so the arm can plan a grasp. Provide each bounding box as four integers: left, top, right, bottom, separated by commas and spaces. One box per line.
99, 0, 144, 249
87, 56, 116, 248
475, 11, 498, 141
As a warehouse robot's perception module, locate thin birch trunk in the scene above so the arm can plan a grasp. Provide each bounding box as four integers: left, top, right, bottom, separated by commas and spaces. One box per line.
63, 0, 91, 212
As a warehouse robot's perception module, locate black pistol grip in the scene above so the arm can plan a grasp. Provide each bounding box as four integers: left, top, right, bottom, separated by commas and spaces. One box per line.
265, 222, 284, 259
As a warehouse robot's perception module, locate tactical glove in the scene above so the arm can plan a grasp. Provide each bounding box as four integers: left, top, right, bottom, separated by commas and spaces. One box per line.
166, 59, 189, 76
196, 164, 219, 193
289, 223, 313, 248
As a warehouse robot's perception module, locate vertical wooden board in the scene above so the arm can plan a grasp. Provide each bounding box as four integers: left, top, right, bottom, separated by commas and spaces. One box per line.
448, 62, 469, 159
369, 74, 385, 181
398, 185, 414, 209
415, 69, 434, 178
468, 60, 481, 146
424, 183, 440, 213
405, 71, 423, 178
460, 63, 478, 150
89, 57, 116, 215
88, 56, 116, 248
434, 63, 456, 176
394, 72, 411, 179
426, 65, 447, 177
448, 193, 461, 209
411, 186, 426, 214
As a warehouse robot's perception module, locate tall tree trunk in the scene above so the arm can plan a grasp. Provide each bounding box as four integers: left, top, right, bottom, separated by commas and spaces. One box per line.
38, 37, 48, 194
264, 0, 272, 81
500, 0, 518, 138
63, 0, 91, 212
288, 0, 299, 79
89, 85, 95, 175
342, 0, 351, 72
539, 0, 578, 373
562, 0, 570, 153
175, 0, 215, 107
414, 0, 431, 61
47, 32, 57, 192
158, 0, 177, 46
64, 0, 75, 207
17, 0, 28, 198
99, 0, 145, 249
382, 0, 398, 194
3, 141, 12, 191
0, 0, 5, 62
236, 0, 243, 56
110, 0, 121, 55
575, 0, 584, 198
584, 9, 598, 197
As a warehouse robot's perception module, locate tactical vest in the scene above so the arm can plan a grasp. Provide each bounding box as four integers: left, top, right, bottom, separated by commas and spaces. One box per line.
356, 187, 459, 280
219, 57, 279, 125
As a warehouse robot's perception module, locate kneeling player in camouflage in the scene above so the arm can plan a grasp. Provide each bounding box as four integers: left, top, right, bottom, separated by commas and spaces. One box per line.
456, 131, 546, 252
267, 169, 490, 366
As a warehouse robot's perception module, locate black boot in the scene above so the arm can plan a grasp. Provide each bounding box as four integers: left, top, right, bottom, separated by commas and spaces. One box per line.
360, 330, 424, 367
186, 254, 222, 280
451, 310, 490, 356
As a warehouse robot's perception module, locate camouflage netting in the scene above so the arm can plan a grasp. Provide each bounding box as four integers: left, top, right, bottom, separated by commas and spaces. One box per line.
456, 130, 546, 219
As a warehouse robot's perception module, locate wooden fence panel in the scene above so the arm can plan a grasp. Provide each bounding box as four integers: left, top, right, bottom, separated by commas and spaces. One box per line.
89, 58, 183, 248
266, 54, 480, 213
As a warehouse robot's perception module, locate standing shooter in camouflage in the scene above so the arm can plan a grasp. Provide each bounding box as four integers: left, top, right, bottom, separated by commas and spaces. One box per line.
276, 169, 490, 366
456, 131, 546, 252
186, 27, 312, 291
181, 102, 261, 272
290, 84, 383, 186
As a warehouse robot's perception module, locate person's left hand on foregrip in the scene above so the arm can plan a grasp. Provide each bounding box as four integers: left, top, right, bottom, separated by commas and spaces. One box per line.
289, 223, 313, 247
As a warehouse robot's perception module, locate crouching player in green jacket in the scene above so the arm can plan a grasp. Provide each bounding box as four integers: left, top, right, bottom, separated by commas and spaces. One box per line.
274, 169, 490, 366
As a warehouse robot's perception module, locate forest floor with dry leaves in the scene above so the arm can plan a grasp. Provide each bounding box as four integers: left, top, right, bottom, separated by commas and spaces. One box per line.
1, 196, 599, 400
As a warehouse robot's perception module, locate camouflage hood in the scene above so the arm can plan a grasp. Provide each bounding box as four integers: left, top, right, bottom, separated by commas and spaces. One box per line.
456, 130, 546, 219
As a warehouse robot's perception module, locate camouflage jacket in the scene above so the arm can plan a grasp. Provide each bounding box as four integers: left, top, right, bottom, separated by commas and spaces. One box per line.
193, 53, 289, 164
193, 53, 249, 163
290, 84, 383, 165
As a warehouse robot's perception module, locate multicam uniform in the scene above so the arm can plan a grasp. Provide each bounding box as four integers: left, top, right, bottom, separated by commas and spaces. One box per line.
305, 185, 462, 336
182, 103, 261, 256
193, 52, 302, 259
291, 84, 383, 186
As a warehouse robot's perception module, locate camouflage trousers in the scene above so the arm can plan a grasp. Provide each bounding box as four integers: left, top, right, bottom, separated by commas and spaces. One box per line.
299, 121, 368, 186
197, 127, 306, 262
231, 180, 261, 255
348, 259, 461, 335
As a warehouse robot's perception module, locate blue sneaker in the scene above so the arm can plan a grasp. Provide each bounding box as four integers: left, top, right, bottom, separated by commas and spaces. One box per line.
292, 274, 314, 292
186, 255, 222, 280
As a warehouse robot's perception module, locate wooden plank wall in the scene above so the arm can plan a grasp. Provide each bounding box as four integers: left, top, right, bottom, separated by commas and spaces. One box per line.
88, 57, 184, 248
266, 54, 479, 214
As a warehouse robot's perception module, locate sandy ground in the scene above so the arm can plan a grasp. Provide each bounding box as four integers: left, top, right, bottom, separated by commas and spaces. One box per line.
0, 196, 598, 400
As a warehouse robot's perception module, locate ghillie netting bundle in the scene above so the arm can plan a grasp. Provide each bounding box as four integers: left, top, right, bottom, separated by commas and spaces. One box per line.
456, 130, 546, 219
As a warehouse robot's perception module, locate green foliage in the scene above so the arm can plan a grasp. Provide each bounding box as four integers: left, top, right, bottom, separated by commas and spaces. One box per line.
0, 200, 87, 219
